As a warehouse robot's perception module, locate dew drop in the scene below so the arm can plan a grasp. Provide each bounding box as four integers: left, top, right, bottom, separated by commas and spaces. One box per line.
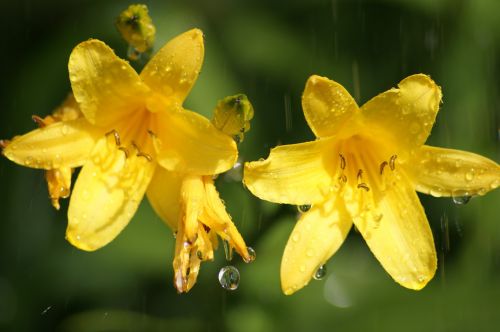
218, 266, 240, 291
452, 195, 471, 205
465, 169, 475, 181
223, 240, 233, 261
61, 125, 69, 136
306, 248, 314, 257
292, 234, 300, 242
313, 264, 327, 280
299, 265, 306, 272
297, 204, 312, 213
244, 246, 256, 263
24, 156, 34, 166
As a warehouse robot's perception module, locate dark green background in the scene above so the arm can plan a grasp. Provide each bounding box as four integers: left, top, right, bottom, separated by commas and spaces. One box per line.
0, 0, 499, 331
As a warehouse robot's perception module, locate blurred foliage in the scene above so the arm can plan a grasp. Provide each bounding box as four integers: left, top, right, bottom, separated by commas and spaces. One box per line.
0, 0, 499, 331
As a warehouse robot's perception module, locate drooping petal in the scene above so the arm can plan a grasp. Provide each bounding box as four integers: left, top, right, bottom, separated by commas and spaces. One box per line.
281, 196, 352, 295
2, 118, 101, 170
412, 145, 500, 197
200, 176, 250, 261
141, 29, 204, 104
46, 167, 72, 210
302, 75, 359, 138
68, 39, 150, 126
243, 138, 337, 205
180, 175, 205, 242
361, 74, 442, 152
146, 167, 182, 230
66, 136, 155, 251
353, 172, 437, 290
153, 108, 237, 175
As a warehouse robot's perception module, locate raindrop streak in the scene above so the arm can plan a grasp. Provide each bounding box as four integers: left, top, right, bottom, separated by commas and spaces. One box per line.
313, 264, 327, 280
245, 246, 256, 263
452, 195, 471, 205
218, 266, 240, 291
297, 204, 312, 213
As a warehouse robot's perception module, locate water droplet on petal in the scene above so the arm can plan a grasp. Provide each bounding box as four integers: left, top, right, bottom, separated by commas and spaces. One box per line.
452, 195, 471, 205
223, 240, 233, 261
24, 156, 34, 166
292, 234, 300, 242
244, 246, 256, 263
218, 266, 240, 291
61, 125, 69, 136
297, 204, 312, 213
313, 264, 327, 280
465, 169, 475, 181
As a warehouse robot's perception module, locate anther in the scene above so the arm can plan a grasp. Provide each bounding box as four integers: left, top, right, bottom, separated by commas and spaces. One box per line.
389, 155, 397, 171
147, 129, 157, 138
105, 130, 121, 146
0, 139, 10, 149
379, 161, 388, 175
338, 174, 347, 185
357, 169, 363, 182
339, 153, 346, 170
118, 146, 129, 158
357, 183, 370, 191
137, 152, 153, 161
31, 115, 47, 128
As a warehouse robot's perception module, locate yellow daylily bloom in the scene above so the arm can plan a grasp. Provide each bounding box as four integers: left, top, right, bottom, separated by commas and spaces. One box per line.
147, 168, 251, 293
1, 29, 240, 258
244, 74, 500, 295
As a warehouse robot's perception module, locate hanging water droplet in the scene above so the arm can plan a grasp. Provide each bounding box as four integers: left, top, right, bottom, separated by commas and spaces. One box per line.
223, 239, 233, 261
313, 264, 327, 280
218, 266, 240, 291
452, 195, 471, 205
297, 204, 312, 213
244, 246, 256, 263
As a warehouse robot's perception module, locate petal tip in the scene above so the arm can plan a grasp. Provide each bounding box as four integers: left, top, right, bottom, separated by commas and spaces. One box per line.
65, 229, 97, 252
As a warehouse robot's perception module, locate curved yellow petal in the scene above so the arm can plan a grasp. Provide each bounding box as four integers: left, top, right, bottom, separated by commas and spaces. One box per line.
181, 175, 205, 243
361, 74, 442, 152
66, 136, 155, 251
68, 39, 150, 126
412, 145, 500, 197
281, 196, 352, 295
200, 176, 250, 261
2, 118, 101, 169
154, 108, 237, 175
243, 138, 336, 205
302, 75, 359, 138
141, 29, 204, 103
353, 172, 437, 290
146, 167, 182, 230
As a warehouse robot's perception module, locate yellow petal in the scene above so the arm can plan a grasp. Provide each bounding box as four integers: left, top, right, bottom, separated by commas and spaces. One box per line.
281, 196, 352, 295
302, 75, 359, 138
141, 29, 204, 103
66, 136, 155, 251
154, 108, 237, 175
2, 118, 101, 169
361, 74, 442, 152
243, 138, 336, 205
146, 167, 182, 230
353, 172, 437, 290
412, 145, 500, 197
68, 39, 150, 126
200, 176, 250, 261
181, 175, 205, 242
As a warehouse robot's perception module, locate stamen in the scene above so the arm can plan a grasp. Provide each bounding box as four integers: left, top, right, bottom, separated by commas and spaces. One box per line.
389, 155, 397, 171
118, 146, 129, 158
338, 174, 347, 185
357, 183, 370, 191
31, 115, 47, 128
147, 129, 157, 138
379, 161, 388, 175
0, 139, 10, 149
339, 153, 346, 170
357, 169, 363, 182
137, 152, 152, 161
105, 130, 121, 146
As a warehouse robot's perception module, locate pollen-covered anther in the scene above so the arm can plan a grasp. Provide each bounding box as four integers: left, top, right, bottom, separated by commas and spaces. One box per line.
357, 183, 370, 191
147, 129, 157, 138
0, 139, 10, 149
131, 141, 153, 161
357, 169, 363, 182
379, 161, 388, 175
105, 129, 121, 146
389, 155, 397, 171
31, 115, 48, 128
339, 153, 346, 170
338, 174, 347, 185
118, 146, 130, 158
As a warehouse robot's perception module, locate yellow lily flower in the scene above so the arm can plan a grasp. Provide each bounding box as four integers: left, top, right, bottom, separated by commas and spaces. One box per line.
1, 28, 249, 283
244, 74, 500, 295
